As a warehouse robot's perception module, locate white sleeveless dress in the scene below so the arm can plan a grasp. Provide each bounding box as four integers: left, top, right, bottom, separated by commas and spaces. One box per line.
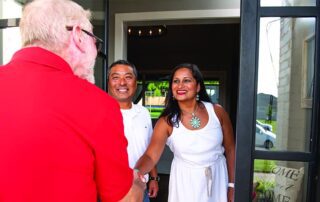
166, 101, 228, 202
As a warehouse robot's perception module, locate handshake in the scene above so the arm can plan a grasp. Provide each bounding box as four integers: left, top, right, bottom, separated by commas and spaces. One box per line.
119, 169, 147, 202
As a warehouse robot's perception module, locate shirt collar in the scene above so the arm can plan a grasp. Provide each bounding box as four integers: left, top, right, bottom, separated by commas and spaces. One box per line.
121, 103, 142, 117
11, 47, 73, 74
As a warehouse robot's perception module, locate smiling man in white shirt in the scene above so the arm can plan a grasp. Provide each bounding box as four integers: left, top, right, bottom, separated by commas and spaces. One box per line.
107, 60, 159, 202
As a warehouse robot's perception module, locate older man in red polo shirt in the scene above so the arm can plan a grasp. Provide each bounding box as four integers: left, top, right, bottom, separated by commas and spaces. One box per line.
0, 0, 144, 202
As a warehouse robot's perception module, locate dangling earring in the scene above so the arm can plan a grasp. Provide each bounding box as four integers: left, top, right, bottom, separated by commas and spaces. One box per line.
172, 95, 175, 100
196, 94, 199, 101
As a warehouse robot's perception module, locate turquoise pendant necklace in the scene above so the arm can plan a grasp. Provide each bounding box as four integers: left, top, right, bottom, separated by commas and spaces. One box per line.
190, 112, 201, 129
182, 103, 201, 129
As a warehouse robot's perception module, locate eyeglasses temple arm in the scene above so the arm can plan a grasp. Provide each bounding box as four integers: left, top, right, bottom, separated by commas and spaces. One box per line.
98, 51, 107, 59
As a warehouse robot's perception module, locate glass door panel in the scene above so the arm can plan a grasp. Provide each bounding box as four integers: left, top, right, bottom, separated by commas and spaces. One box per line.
0, 0, 22, 20
256, 17, 316, 152
253, 160, 308, 202
260, 0, 316, 7
0, 0, 22, 65
0, 27, 21, 65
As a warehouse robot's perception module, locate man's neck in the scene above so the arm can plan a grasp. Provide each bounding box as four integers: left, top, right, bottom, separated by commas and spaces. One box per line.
119, 101, 132, 109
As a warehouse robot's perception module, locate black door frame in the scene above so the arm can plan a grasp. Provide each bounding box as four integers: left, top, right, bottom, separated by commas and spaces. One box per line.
102, 0, 109, 92
235, 0, 320, 201
2, 0, 319, 201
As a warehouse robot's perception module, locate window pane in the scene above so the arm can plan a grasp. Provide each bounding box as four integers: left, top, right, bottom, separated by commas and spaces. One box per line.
0, 27, 21, 65
205, 80, 220, 103
256, 17, 315, 152
142, 81, 168, 119
0, 0, 22, 19
260, 0, 316, 7
253, 160, 308, 202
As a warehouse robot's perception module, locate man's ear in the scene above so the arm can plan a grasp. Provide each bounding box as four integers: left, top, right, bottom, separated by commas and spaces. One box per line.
71, 25, 86, 53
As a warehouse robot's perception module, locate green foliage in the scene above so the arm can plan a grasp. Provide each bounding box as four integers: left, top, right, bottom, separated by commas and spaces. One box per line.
266, 105, 272, 116
145, 107, 164, 119
154, 88, 161, 96
254, 159, 276, 173
257, 119, 277, 134
254, 160, 276, 201
147, 83, 156, 91
204, 80, 219, 85
150, 111, 162, 119
146, 107, 164, 113
147, 81, 169, 96
255, 179, 275, 193
255, 179, 275, 202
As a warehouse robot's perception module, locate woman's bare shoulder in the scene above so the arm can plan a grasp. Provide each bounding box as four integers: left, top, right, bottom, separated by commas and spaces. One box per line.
154, 116, 173, 135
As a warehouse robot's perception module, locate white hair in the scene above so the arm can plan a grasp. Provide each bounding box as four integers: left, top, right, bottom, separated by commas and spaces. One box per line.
20, 0, 92, 52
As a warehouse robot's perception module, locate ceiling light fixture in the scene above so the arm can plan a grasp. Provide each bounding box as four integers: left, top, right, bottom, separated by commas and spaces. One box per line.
127, 25, 167, 37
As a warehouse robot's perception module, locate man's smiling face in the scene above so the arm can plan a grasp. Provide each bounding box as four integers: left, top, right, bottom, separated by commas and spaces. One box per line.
108, 64, 137, 104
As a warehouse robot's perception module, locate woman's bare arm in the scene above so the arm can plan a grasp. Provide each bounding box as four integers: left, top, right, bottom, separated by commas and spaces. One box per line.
135, 117, 171, 175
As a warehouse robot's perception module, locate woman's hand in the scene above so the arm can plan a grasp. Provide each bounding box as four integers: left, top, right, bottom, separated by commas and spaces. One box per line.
227, 187, 234, 202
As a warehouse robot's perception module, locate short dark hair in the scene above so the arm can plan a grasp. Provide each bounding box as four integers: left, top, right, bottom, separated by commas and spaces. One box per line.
107, 60, 138, 80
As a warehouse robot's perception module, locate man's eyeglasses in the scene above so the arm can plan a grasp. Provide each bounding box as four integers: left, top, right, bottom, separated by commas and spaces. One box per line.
66, 26, 103, 53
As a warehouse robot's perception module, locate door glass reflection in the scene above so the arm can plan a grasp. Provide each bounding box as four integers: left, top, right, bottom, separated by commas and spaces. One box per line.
256, 17, 315, 152
253, 160, 307, 202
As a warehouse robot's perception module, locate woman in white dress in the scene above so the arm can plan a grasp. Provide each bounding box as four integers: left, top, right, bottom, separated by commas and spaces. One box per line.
135, 63, 235, 202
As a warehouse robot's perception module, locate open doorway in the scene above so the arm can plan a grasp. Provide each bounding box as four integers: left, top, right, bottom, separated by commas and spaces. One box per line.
126, 22, 240, 202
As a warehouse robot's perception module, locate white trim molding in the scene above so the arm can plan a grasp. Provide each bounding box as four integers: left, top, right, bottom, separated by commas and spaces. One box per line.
301, 33, 315, 108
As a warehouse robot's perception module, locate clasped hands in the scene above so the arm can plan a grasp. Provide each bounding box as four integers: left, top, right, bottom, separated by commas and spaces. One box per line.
133, 169, 147, 190
120, 169, 146, 202
124, 169, 146, 202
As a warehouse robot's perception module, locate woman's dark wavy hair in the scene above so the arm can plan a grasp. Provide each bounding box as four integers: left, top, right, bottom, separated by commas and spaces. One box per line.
160, 63, 212, 127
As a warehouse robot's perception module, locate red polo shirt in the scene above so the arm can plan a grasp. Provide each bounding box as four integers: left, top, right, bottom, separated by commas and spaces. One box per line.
0, 47, 132, 202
